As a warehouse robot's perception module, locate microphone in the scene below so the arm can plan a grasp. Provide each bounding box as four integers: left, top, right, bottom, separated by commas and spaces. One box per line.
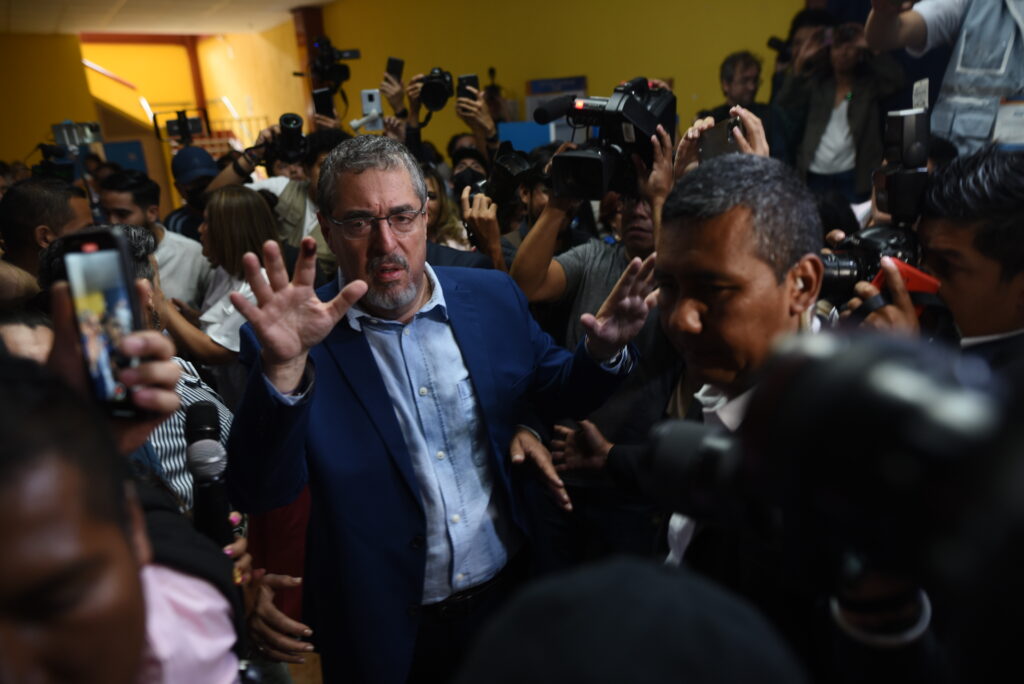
349, 112, 382, 131
185, 401, 235, 547
533, 94, 577, 124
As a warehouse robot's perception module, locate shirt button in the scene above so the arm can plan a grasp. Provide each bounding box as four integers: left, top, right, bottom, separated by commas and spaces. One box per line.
418, 387, 428, 396
451, 514, 461, 524
436, 451, 445, 460
403, 329, 410, 336
455, 573, 465, 583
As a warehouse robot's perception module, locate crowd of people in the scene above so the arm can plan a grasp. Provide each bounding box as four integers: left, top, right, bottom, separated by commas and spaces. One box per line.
0, 1, 1023, 682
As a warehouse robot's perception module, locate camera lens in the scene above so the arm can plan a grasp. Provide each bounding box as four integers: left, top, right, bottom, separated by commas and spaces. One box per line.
420, 68, 453, 112
820, 252, 863, 303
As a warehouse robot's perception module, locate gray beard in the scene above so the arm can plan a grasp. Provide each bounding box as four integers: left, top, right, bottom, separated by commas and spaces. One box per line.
361, 253, 420, 312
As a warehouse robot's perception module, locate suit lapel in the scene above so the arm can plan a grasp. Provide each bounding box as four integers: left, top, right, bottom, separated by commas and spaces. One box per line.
316, 281, 422, 506
437, 270, 499, 438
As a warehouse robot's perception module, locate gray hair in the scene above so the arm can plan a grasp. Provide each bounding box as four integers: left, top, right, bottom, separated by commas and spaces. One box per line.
316, 135, 427, 216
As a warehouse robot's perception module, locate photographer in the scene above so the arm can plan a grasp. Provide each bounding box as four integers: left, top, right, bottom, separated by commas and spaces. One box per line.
206, 125, 349, 274
841, 145, 1024, 372
865, 0, 1024, 155
775, 22, 905, 203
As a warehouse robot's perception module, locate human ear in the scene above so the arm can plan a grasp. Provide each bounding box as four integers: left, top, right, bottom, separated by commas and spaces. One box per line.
34, 224, 57, 249
788, 254, 824, 314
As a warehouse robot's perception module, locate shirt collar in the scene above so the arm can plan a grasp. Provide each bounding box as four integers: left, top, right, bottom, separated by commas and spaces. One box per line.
960, 328, 1024, 349
694, 384, 755, 432
342, 262, 447, 331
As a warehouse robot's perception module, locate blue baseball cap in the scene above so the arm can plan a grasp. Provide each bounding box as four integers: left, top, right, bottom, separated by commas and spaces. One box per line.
171, 146, 219, 184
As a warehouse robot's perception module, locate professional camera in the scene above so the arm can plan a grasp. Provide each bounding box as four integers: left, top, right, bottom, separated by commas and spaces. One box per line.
310, 35, 360, 92
268, 113, 307, 166
820, 109, 934, 304
419, 67, 454, 112
644, 333, 1011, 588
535, 77, 676, 199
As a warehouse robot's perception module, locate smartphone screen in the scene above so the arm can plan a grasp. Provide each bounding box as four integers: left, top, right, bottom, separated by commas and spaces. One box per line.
457, 74, 480, 100
386, 57, 404, 82
698, 117, 743, 162
63, 232, 142, 416
313, 87, 336, 118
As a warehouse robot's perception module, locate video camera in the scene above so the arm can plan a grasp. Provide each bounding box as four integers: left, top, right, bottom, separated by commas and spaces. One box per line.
820, 109, 938, 307
309, 35, 360, 94
32, 122, 103, 182
642, 333, 1011, 590
535, 77, 676, 200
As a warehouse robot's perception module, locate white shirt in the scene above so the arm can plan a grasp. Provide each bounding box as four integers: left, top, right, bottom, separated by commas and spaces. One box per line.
155, 228, 213, 309
248, 176, 320, 239
810, 98, 857, 175
199, 267, 261, 353
665, 386, 754, 566
908, 0, 971, 57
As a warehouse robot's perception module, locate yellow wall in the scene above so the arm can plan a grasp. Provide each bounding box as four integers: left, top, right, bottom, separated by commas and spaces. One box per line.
321, 0, 802, 153
81, 43, 197, 127
0, 34, 98, 164
197, 20, 308, 146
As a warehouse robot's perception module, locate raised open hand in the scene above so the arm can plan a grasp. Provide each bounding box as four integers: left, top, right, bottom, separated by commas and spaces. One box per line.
582, 253, 657, 362
634, 124, 675, 207
229, 237, 367, 392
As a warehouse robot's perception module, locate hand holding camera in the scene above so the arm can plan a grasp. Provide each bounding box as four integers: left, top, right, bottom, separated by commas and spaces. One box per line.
406, 73, 424, 119
456, 85, 497, 139
380, 72, 405, 114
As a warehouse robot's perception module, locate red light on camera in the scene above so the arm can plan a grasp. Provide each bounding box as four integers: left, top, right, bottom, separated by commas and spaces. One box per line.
82, 242, 99, 253
574, 100, 584, 109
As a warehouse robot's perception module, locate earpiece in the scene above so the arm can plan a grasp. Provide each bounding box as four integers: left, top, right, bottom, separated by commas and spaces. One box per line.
795, 277, 806, 291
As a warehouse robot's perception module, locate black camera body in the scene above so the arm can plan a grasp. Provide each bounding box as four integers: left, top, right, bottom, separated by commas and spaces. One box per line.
549, 77, 676, 199
271, 113, 307, 166
819, 225, 919, 302
420, 68, 454, 112
821, 108, 931, 302
310, 36, 359, 92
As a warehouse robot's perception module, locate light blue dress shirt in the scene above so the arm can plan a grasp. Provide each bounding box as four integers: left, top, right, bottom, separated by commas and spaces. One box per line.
342, 265, 519, 603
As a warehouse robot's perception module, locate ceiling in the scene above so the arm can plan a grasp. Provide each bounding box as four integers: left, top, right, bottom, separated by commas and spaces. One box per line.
1, 0, 331, 34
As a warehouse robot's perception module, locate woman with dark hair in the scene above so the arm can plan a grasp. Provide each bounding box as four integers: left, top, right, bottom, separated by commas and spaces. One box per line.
777, 22, 904, 204
161, 185, 275, 407
421, 163, 472, 250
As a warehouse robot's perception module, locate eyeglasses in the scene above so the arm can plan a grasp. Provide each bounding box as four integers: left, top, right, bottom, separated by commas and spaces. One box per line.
324, 203, 426, 239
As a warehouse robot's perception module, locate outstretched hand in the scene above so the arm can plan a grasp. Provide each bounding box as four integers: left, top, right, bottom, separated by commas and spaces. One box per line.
509, 428, 571, 511
550, 420, 613, 473
582, 253, 657, 362
229, 237, 367, 392
634, 124, 675, 207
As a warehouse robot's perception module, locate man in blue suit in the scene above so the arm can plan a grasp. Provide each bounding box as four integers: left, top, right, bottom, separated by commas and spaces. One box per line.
226, 136, 654, 683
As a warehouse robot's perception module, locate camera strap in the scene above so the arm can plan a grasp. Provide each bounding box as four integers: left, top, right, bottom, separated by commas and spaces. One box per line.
846, 291, 946, 324
418, 111, 434, 128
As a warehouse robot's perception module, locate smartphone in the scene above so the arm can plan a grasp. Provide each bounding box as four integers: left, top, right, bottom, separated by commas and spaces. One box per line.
457, 74, 480, 100
698, 117, 743, 162
386, 56, 404, 82
360, 89, 383, 131
313, 87, 336, 118
61, 228, 145, 418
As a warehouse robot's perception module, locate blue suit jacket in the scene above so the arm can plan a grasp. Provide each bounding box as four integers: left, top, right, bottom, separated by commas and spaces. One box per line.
227, 267, 629, 683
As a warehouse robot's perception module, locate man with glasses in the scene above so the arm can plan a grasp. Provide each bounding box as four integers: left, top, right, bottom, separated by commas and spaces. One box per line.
226, 135, 652, 683
698, 50, 795, 163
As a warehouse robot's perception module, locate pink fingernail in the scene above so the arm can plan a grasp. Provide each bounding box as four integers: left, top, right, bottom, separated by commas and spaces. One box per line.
229, 512, 242, 526
224, 547, 234, 556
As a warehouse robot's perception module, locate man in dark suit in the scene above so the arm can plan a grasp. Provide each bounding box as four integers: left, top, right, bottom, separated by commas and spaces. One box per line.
226, 135, 653, 683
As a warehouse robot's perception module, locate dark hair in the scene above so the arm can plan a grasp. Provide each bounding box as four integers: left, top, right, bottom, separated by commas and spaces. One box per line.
0, 178, 86, 252
100, 169, 160, 210
38, 225, 154, 290
0, 307, 52, 330
303, 128, 352, 169
451, 147, 489, 172
663, 154, 822, 281
720, 51, 762, 84
0, 357, 131, 532
923, 145, 1024, 280
447, 132, 476, 162
787, 8, 837, 42
928, 136, 959, 170
204, 186, 280, 278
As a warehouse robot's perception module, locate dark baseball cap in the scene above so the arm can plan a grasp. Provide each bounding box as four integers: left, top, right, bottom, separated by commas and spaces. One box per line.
171, 146, 219, 184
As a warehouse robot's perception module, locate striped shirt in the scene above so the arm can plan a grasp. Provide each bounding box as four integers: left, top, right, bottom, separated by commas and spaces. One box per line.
150, 357, 233, 511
